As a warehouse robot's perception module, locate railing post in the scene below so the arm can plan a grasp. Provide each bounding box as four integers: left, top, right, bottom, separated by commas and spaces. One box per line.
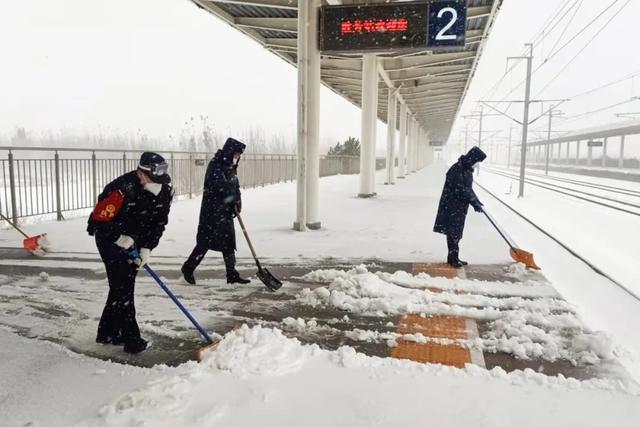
188, 153, 194, 198
122, 153, 127, 174
91, 151, 98, 203
8, 151, 18, 225
54, 151, 63, 221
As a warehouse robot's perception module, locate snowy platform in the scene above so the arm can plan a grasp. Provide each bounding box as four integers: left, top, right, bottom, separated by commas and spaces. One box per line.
0, 247, 629, 383
2, 165, 640, 426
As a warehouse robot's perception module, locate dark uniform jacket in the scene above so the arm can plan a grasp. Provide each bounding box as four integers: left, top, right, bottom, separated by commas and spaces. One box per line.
196, 139, 245, 252
87, 171, 173, 250
433, 147, 486, 240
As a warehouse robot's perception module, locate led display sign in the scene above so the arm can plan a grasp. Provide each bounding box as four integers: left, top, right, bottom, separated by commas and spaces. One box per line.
319, 1, 466, 53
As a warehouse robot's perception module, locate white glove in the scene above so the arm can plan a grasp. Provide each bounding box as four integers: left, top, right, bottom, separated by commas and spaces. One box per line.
115, 235, 135, 250
134, 248, 151, 268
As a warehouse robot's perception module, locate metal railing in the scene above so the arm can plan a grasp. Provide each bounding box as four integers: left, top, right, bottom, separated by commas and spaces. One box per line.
0, 146, 364, 223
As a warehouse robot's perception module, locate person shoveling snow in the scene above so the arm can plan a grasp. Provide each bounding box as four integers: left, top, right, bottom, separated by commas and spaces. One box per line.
87, 151, 174, 354
433, 146, 487, 268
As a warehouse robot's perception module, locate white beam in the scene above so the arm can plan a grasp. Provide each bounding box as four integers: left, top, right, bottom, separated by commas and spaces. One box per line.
207, 0, 297, 9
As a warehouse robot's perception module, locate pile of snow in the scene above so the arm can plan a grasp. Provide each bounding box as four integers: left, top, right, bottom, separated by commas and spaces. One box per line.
202, 325, 317, 377
297, 267, 619, 365
82, 324, 638, 427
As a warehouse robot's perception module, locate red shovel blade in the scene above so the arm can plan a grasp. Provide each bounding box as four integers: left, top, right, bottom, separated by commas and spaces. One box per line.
23, 234, 47, 256
510, 247, 541, 270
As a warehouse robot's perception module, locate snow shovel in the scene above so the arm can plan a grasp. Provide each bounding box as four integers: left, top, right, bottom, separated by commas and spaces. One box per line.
128, 248, 218, 362
235, 211, 282, 291
482, 210, 541, 270
0, 212, 49, 256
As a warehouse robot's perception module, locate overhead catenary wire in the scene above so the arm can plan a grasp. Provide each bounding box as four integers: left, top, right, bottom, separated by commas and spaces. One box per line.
473, 0, 577, 110
493, 0, 626, 117
535, 0, 633, 97
544, 0, 584, 62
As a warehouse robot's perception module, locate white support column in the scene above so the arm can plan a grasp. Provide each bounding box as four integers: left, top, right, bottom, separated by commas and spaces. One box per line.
601, 137, 608, 168
565, 141, 570, 164
619, 135, 625, 168
409, 120, 417, 172
306, 0, 321, 229
294, 0, 321, 231
406, 119, 413, 174
385, 89, 397, 185
359, 53, 378, 198
576, 140, 581, 165
398, 104, 407, 178
587, 142, 593, 166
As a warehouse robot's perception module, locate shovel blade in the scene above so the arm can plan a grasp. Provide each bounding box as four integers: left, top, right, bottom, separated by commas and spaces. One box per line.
257, 267, 282, 291
23, 234, 47, 256
510, 248, 541, 270
195, 340, 220, 363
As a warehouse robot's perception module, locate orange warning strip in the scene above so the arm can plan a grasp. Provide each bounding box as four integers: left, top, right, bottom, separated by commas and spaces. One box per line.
391, 314, 471, 368
412, 262, 459, 279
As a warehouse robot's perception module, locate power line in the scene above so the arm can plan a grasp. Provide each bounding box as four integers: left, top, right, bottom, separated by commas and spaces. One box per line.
569, 70, 640, 99
535, 0, 632, 97
497, 0, 625, 109
542, 0, 622, 64
476, 0, 576, 104
545, 0, 584, 60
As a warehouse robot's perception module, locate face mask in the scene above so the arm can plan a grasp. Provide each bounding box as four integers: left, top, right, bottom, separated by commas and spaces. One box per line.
472, 163, 480, 170
144, 182, 162, 196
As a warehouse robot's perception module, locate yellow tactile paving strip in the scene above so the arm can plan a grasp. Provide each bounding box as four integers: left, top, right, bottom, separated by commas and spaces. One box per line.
412, 262, 459, 279
392, 315, 472, 368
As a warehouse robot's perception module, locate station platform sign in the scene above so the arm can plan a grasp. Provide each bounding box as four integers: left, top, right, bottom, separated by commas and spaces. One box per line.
319, 1, 466, 53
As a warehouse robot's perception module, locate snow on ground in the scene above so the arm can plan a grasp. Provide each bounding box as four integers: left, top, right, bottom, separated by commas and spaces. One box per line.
476, 167, 640, 379
78, 325, 640, 427
0, 167, 509, 264
2, 164, 640, 426
0, 328, 151, 427
297, 266, 615, 365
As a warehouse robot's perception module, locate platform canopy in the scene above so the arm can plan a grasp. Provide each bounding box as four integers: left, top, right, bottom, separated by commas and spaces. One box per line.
190, 0, 502, 142
529, 119, 640, 146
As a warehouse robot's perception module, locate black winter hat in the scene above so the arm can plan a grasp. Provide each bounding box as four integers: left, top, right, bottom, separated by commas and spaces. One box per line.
138, 151, 170, 184
222, 138, 246, 156
462, 146, 487, 166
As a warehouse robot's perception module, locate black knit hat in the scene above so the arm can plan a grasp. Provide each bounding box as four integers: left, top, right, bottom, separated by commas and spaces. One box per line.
138, 152, 170, 184
222, 138, 246, 156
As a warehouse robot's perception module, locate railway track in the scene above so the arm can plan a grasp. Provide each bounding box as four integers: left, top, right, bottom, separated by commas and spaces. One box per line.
481, 166, 640, 217
475, 182, 640, 303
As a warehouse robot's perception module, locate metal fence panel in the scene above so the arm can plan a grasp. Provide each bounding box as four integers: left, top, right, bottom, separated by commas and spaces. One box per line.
0, 148, 371, 223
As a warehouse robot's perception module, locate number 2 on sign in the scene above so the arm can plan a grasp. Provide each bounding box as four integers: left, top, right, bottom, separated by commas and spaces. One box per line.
436, 7, 458, 40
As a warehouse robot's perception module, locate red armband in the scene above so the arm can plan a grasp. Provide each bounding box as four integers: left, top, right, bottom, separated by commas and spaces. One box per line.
91, 190, 125, 222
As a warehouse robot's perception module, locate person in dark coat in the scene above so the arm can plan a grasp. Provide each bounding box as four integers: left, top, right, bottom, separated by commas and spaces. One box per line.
87, 152, 174, 354
433, 146, 486, 268
181, 137, 250, 285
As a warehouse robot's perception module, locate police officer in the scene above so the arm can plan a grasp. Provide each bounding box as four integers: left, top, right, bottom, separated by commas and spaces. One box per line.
181, 138, 250, 285
433, 146, 486, 268
87, 152, 173, 353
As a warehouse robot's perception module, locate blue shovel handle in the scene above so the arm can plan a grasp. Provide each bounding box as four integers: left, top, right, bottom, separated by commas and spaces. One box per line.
129, 248, 213, 343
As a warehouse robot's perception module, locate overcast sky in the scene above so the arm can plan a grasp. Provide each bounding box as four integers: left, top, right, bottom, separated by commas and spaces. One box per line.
1, 0, 639, 155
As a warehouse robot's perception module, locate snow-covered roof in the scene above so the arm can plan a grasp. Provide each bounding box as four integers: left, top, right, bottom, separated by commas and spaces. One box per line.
529, 119, 640, 146
189, 0, 503, 141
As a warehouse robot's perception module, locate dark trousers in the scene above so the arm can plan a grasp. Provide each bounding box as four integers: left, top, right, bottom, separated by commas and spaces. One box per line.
95, 234, 140, 343
446, 235, 460, 263
183, 243, 236, 277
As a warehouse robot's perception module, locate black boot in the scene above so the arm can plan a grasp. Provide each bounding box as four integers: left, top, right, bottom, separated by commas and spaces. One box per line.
96, 335, 124, 345
447, 259, 465, 268
181, 265, 196, 285
124, 337, 151, 354
227, 271, 251, 284
458, 260, 469, 266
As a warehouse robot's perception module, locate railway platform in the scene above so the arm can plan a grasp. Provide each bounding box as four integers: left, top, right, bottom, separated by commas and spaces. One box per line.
1, 163, 638, 384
